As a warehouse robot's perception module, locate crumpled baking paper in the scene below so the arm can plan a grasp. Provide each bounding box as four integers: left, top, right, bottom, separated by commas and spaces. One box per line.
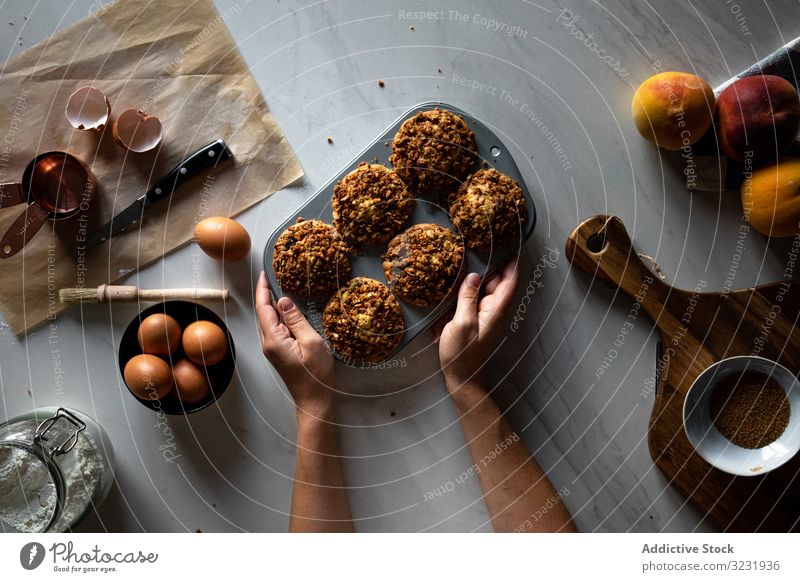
0, 0, 302, 334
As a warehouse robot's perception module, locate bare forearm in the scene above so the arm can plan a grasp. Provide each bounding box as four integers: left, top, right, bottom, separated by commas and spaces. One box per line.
289, 410, 354, 532
448, 380, 577, 533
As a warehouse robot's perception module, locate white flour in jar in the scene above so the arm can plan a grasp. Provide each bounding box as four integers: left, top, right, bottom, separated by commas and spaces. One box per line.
0, 444, 56, 532
0, 422, 103, 533
53, 432, 104, 531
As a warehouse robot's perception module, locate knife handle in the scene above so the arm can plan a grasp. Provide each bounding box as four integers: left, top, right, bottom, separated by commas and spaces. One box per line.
143, 139, 232, 208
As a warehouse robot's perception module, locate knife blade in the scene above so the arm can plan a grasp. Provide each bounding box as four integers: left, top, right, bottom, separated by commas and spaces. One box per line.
85, 139, 233, 249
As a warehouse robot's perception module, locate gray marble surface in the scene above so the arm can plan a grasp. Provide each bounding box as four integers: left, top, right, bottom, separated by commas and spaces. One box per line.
1, 0, 798, 532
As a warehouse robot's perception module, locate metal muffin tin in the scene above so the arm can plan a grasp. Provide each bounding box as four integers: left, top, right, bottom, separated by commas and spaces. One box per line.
263, 101, 536, 366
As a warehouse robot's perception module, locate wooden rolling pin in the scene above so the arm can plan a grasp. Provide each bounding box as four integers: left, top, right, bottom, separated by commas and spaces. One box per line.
59, 285, 229, 304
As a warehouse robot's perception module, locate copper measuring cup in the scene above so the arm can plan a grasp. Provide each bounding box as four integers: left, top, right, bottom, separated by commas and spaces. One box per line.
0, 152, 96, 258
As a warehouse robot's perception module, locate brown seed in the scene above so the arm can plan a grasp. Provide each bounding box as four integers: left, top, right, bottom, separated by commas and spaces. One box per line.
327, 136, 334, 144
710, 371, 791, 449
378, 80, 385, 88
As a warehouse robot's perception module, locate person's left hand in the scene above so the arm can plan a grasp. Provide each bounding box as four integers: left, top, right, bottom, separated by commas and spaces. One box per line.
433, 259, 520, 390
256, 272, 335, 417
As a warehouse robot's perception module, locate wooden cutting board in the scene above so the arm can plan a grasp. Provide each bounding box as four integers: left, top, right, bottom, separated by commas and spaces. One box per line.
566, 214, 800, 532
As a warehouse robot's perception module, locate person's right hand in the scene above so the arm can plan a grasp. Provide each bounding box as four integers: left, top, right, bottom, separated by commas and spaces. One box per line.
256, 272, 335, 418
436, 259, 520, 390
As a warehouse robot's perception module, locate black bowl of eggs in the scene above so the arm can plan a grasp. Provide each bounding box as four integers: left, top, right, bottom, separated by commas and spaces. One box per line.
118, 301, 236, 414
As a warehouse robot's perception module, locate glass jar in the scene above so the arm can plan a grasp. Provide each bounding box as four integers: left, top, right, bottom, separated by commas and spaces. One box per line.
0, 407, 114, 532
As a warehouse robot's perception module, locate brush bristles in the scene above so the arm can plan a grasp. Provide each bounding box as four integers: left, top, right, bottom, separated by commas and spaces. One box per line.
59, 287, 101, 303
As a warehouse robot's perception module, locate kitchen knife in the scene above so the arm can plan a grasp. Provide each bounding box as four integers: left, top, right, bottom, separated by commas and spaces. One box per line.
85, 139, 233, 249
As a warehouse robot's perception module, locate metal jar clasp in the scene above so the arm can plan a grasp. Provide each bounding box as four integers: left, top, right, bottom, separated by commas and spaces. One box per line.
34, 408, 86, 457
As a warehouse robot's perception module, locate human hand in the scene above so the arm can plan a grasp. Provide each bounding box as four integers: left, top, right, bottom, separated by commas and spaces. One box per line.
256, 272, 335, 418
435, 259, 520, 391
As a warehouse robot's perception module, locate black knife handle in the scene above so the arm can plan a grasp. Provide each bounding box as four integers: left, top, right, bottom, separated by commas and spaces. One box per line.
142, 139, 233, 208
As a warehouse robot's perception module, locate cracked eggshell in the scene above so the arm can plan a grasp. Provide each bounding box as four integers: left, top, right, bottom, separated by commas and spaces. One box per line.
112, 108, 163, 153
65, 86, 110, 131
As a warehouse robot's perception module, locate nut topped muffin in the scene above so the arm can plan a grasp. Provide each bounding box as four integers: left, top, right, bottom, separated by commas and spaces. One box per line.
332, 162, 414, 245
383, 223, 465, 307
322, 277, 405, 363
272, 218, 352, 298
448, 169, 527, 251
390, 109, 477, 194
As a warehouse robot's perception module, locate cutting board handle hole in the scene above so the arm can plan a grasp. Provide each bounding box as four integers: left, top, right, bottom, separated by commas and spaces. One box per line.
586, 232, 607, 253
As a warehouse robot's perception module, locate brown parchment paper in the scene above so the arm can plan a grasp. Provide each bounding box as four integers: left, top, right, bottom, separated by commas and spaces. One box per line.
0, 0, 302, 335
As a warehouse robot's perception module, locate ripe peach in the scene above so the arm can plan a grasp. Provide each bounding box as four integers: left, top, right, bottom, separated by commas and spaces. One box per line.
741, 159, 800, 237
631, 72, 715, 150
717, 75, 800, 163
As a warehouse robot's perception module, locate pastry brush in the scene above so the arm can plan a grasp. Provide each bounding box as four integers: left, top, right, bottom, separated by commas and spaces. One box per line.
59, 285, 229, 304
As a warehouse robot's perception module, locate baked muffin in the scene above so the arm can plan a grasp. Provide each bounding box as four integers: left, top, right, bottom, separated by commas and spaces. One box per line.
272, 218, 352, 297
323, 277, 405, 363
390, 109, 477, 193
383, 223, 465, 306
448, 169, 527, 250
332, 162, 414, 245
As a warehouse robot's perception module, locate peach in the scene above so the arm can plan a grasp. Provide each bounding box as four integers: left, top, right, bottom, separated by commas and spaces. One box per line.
631, 72, 715, 150
741, 159, 800, 237
717, 75, 800, 163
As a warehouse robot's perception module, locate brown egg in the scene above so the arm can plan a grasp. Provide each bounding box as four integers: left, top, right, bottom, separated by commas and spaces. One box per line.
123, 354, 173, 400
172, 359, 211, 404
182, 320, 228, 366
137, 313, 182, 356
194, 217, 251, 262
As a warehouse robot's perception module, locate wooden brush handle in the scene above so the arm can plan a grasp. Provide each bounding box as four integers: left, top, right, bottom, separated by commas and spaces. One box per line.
100, 285, 229, 302
565, 215, 674, 323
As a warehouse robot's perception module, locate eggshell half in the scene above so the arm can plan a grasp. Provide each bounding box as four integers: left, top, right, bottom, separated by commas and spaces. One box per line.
113, 108, 163, 153
65, 86, 110, 131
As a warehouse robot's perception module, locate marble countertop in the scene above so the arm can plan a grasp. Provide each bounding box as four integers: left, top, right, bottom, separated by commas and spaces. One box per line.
1, 0, 797, 532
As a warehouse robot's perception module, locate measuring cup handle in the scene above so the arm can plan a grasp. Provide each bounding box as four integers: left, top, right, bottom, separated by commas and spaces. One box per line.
0, 182, 26, 209
0, 204, 49, 258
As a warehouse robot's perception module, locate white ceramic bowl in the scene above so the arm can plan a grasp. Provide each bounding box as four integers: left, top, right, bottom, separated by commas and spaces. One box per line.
683, 356, 800, 476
